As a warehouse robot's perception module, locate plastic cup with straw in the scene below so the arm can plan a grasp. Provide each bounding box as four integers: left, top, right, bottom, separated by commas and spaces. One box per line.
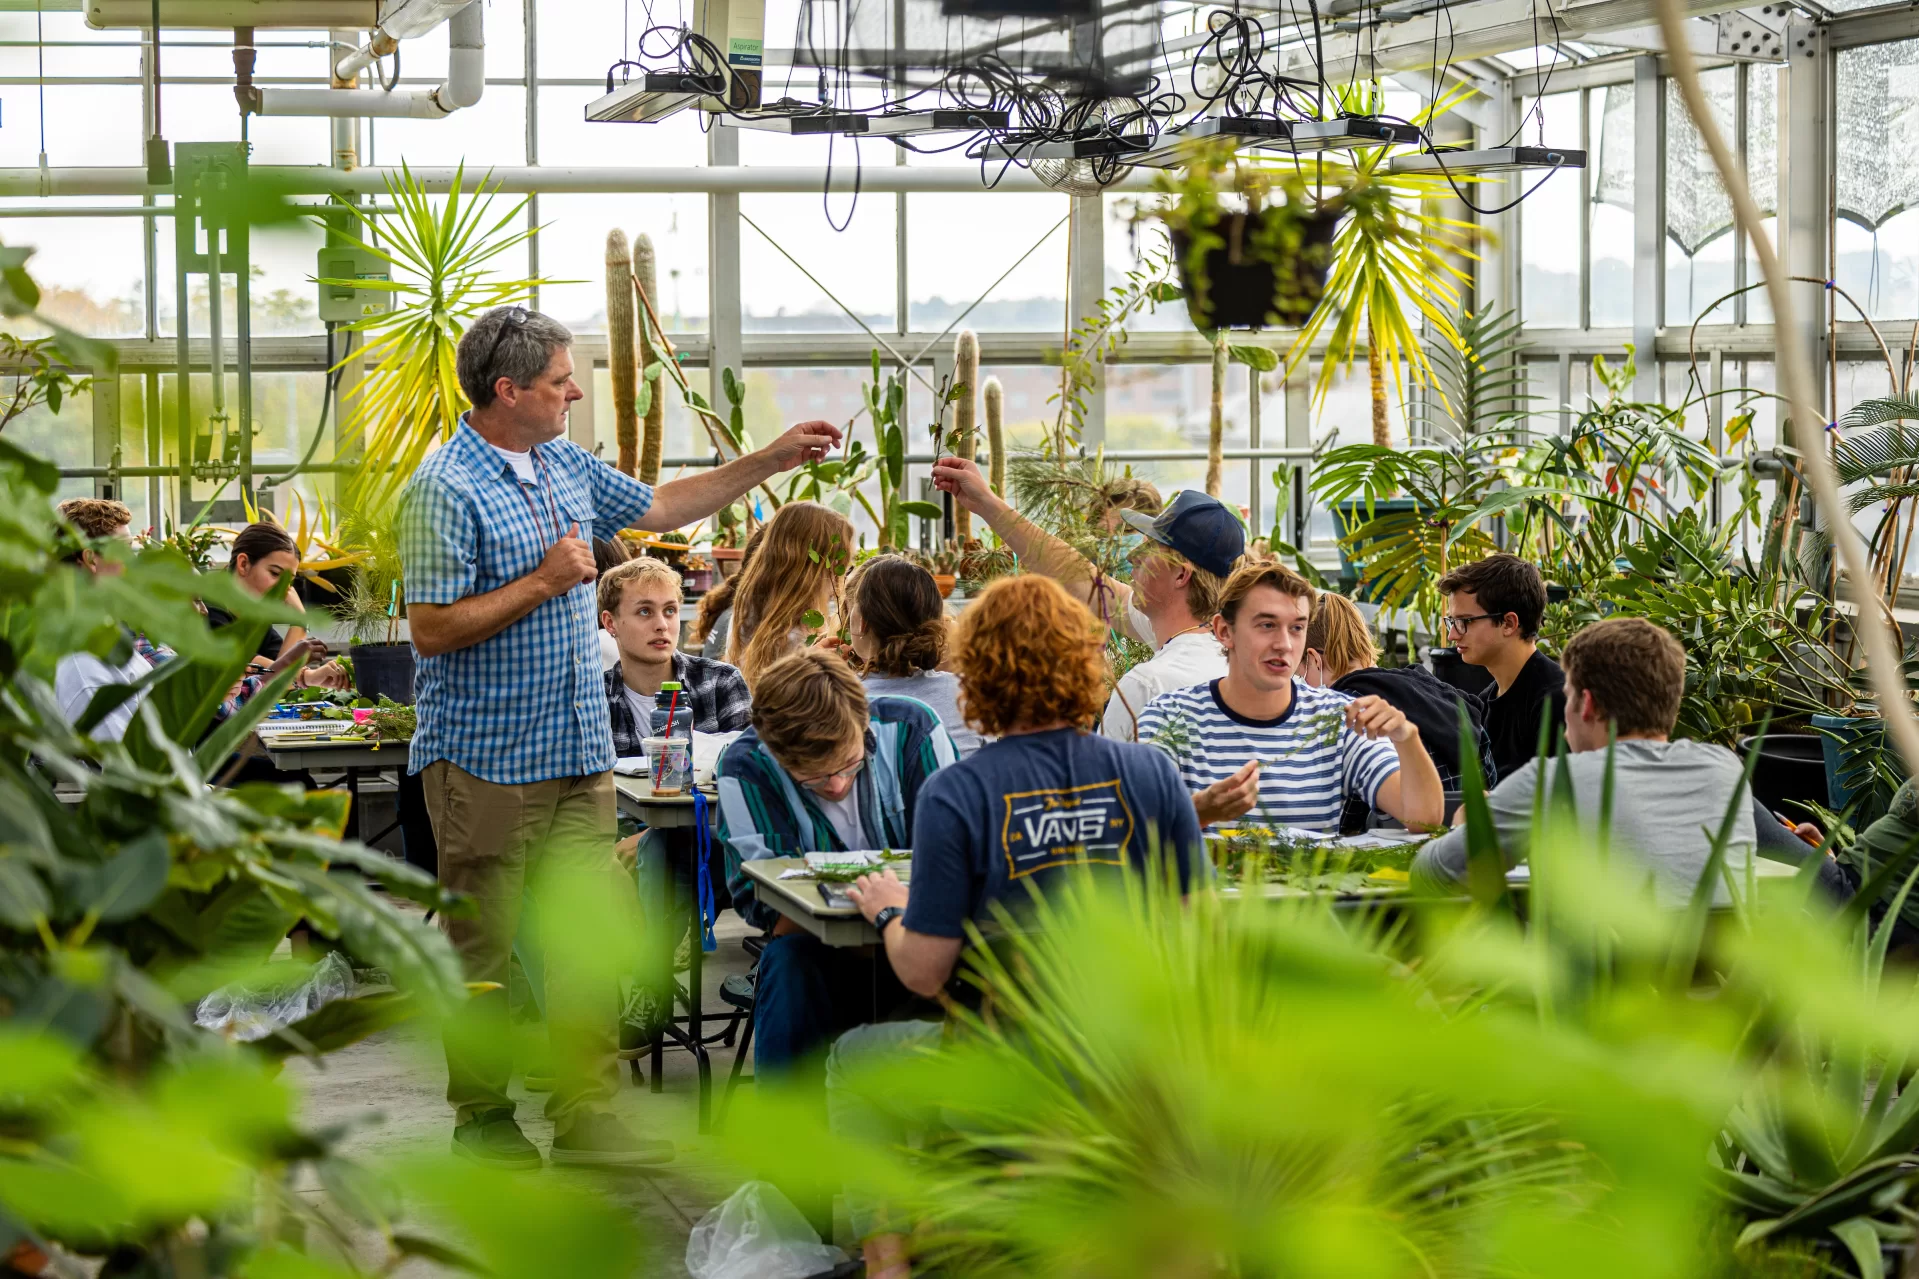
653, 680, 685, 793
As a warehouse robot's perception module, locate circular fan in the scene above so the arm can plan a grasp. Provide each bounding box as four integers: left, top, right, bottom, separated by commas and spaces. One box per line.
1030, 156, 1128, 195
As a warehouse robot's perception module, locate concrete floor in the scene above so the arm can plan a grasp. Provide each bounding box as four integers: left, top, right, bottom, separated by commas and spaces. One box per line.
288, 913, 763, 1274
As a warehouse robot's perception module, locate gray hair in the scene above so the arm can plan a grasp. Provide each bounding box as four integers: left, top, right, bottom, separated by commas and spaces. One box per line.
456, 305, 573, 409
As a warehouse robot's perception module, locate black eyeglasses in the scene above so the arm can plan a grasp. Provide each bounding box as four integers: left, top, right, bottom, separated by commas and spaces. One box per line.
482, 306, 530, 382
1441, 612, 1505, 635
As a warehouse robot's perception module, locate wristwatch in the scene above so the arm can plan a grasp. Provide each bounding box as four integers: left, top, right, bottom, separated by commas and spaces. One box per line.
872, 906, 904, 935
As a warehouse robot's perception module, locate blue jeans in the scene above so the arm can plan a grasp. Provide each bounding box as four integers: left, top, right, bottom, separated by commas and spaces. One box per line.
753, 933, 910, 1082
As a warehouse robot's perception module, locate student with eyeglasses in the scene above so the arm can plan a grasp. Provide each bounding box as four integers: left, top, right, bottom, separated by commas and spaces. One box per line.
1435, 554, 1567, 782
713, 648, 958, 1083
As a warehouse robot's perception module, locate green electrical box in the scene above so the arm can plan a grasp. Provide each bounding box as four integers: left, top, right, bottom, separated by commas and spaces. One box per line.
315, 245, 391, 323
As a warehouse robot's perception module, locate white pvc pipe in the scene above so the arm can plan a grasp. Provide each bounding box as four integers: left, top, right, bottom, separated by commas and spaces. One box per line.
260, 0, 480, 118
333, 33, 396, 83
0, 162, 1159, 195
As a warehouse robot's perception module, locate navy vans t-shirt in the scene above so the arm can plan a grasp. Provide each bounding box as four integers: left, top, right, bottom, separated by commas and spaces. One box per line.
903, 727, 1206, 939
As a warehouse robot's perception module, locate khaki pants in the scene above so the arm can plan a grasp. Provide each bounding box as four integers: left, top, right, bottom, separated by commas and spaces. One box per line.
421, 760, 620, 1129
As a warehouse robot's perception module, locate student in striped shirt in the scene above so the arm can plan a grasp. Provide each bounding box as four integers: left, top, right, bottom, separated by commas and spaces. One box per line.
1136, 560, 1445, 832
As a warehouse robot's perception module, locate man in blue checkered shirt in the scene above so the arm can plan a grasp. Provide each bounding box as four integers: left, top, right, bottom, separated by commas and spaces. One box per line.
399, 305, 841, 1172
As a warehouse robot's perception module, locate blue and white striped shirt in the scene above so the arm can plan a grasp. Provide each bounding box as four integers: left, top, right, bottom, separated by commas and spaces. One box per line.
1135, 678, 1400, 831
399, 417, 654, 785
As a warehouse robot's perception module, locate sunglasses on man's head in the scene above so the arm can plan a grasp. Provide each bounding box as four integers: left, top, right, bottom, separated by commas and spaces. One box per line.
482, 305, 531, 374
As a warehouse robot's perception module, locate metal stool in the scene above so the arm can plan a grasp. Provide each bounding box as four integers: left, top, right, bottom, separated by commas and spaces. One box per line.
714, 970, 756, 1129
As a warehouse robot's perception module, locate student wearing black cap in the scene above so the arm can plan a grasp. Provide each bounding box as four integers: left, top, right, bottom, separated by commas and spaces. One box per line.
929, 458, 1246, 742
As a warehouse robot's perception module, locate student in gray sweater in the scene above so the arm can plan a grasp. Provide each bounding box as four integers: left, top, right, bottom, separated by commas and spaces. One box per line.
1412, 616, 1756, 907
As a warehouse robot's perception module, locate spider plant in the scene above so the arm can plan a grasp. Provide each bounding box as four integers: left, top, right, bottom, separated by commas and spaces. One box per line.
318, 163, 549, 514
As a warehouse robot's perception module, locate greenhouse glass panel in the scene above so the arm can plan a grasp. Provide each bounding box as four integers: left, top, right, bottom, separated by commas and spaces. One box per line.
908, 193, 1070, 333
1664, 68, 1738, 326
1835, 38, 1919, 322
740, 192, 898, 333
1520, 92, 1582, 329
1589, 81, 1634, 328
536, 193, 709, 335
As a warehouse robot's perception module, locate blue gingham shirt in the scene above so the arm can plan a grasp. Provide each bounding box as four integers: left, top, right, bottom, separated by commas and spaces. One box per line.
399, 418, 654, 784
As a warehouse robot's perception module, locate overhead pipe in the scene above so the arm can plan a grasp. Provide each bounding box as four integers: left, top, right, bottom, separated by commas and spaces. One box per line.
0, 163, 1161, 195
241, 0, 481, 119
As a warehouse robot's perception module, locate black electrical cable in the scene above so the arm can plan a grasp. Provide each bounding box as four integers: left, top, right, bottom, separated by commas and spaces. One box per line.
379, 43, 401, 93
262, 325, 351, 489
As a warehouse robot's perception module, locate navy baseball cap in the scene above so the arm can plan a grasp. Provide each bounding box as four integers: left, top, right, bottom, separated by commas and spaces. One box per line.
1118, 490, 1245, 579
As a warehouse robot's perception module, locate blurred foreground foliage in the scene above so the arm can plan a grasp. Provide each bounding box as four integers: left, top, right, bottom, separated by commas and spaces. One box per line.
0, 433, 648, 1279
730, 774, 1919, 1279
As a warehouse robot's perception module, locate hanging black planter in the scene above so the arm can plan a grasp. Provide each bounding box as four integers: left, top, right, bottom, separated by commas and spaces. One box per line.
1170, 205, 1343, 330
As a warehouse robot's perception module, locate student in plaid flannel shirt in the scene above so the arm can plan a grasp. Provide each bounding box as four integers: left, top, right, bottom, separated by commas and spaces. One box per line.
598, 556, 750, 757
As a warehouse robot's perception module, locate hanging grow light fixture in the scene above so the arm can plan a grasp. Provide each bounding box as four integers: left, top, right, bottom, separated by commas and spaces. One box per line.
1128, 117, 1290, 168
1388, 145, 1587, 175
1262, 116, 1421, 154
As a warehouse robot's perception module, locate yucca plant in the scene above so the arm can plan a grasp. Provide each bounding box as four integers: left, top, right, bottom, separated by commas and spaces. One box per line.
1283, 84, 1484, 448
319, 163, 548, 515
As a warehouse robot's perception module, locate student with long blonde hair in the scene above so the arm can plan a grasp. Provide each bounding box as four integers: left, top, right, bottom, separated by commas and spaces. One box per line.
725, 501, 857, 687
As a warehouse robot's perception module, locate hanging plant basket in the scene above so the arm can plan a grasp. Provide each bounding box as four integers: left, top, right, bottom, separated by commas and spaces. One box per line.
1170, 206, 1343, 330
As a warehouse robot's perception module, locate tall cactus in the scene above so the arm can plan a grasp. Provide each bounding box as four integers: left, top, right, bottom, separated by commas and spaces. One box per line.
605, 229, 639, 476
984, 376, 1005, 498
1206, 329, 1227, 498
953, 330, 980, 540
634, 231, 667, 485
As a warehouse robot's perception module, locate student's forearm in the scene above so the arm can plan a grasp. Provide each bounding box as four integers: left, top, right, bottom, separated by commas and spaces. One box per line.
972, 492, 1125, 623
633, 450, 780, 532
881, 923, 964, 999
409, 575, 554, 658
1386, 742, 1446, 831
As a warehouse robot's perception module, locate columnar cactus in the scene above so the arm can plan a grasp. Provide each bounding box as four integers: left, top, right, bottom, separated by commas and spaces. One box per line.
634, 232, 667, 485
984, 376, 1005, 498
605, 229, 639, 476
954, 330, 980, 539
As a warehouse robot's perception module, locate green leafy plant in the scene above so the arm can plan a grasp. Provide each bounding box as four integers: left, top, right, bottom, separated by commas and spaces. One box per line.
1140, 139, 1342, 332
0, 331, 91, 432
861, 350, 943, 548
1046, 248, 1180, 456
1283, 84, 1484, 447
320, 163, 548, 514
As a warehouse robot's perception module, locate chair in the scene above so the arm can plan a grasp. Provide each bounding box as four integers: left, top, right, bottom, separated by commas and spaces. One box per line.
714, 970, 756, 1130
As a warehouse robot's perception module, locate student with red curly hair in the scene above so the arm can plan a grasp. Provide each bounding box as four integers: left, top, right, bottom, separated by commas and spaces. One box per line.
836, 574, 1204, 1278
844, 573, 1203, 996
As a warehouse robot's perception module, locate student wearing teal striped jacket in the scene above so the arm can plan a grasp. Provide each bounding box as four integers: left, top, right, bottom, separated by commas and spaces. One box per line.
714, 648, 958, 1079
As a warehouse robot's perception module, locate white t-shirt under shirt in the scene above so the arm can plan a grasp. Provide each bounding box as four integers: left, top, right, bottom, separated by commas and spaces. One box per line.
489, 441, 539, 485
813, 787, 869, 851
622, 684, 658, 731
1134, 678, 1402, 831
1102, 629, 1229, 742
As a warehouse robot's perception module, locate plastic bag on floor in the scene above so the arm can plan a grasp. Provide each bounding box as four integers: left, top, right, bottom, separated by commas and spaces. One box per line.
195, 950, 357, 1042
685, 1181, 848, 1279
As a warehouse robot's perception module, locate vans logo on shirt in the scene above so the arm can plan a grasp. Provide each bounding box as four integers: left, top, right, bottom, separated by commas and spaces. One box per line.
1000, 780, 1136, 878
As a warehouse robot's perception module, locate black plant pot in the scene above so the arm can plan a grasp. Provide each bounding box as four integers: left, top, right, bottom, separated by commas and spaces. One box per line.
1170, 206, 1343, 330
1428, 647, 1495, 697
350, 641, 416, 706
1737, 732, 1831, 820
